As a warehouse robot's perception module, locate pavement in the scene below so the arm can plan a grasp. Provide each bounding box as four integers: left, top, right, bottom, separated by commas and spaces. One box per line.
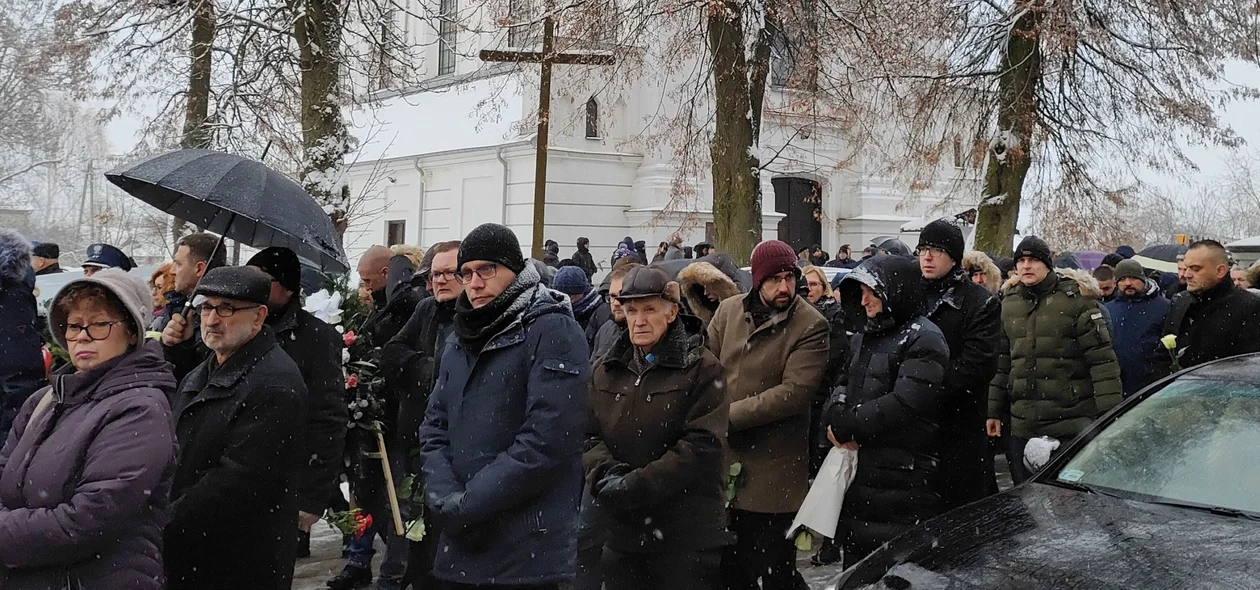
293, 455, 1015, 590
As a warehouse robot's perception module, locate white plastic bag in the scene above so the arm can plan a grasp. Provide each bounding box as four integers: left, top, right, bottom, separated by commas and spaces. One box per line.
786, 446, 859, 539
1023, 436, 1061, 473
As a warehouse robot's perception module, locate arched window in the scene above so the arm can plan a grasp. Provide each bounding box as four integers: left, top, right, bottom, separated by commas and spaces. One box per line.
585, 96, 599, 139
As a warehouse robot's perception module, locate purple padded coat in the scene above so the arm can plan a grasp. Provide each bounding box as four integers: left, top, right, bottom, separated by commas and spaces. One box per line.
0, 341, 178, 589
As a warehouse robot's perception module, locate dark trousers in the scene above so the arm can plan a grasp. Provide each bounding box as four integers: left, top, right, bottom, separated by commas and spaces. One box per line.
405, 516, 441, 588
1006, 435, 1033, 485
721, 510, 806, 590
602, 546, 721, 590
347, 455, 409, 581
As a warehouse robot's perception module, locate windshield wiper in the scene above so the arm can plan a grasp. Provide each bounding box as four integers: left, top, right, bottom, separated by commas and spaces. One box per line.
1142, 500, 1260, 521
1047, 480, 1127, 499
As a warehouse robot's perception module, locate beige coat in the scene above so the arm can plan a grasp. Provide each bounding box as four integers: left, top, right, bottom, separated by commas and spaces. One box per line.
707, 293, 829, 513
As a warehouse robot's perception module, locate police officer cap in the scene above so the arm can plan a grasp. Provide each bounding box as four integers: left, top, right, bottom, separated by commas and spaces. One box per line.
84, 243, 134, 272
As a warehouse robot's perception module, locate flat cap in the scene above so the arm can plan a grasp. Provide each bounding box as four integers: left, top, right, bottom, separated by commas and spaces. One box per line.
616, 266, 680, 304
193, 266, 271, 306
31, 241, 60, 259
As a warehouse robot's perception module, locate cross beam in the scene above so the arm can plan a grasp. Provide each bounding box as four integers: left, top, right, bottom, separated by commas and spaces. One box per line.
479, 10, 615, 259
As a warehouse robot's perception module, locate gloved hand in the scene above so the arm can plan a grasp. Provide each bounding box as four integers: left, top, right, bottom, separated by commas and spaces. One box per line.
430, 491, 471, 532
594, 463, 642, 512
826, 405, 859, 443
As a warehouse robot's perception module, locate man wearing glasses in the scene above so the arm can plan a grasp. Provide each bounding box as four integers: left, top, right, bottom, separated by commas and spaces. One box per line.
164, 266, 307, 589
419, 223, 588, 590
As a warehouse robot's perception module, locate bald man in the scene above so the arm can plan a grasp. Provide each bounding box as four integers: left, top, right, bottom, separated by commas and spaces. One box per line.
1164, 239, 1260, 370
331, 245, 423, 590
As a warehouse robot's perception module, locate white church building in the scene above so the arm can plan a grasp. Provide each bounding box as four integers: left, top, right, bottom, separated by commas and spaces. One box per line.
340, 9, 979, 269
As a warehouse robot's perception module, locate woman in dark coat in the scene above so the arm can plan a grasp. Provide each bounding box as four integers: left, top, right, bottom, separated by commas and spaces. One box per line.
828, 255, 950, 568
0, 269, 178, 589
0, 230, 45, 440
585, 266, 730, 590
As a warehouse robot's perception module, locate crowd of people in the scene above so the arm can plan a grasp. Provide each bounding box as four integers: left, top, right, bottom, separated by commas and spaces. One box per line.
0, 220, 1258, 590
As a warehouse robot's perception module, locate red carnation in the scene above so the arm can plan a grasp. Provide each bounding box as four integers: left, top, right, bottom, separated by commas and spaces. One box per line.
343, 331, 357, 347
346, 373, 360, 389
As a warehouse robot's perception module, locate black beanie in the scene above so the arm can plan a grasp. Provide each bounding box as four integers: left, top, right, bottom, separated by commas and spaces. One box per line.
1014, 236, 1055, 270
247, 246, 302, 293
459, 223, 527, 274
917, 219, 965, 266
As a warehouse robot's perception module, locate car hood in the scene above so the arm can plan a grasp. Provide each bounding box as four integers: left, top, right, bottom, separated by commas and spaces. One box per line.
835, 482, 1260, 590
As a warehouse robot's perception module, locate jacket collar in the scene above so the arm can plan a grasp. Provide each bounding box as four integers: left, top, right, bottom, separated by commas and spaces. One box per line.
603, 314, 704, 371
924, 268, 966, 315
1193, 278, 1235, 305
267, 298, 301, 334
185, 325, 278, 393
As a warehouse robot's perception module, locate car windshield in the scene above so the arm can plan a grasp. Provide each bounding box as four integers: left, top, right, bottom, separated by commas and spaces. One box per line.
1056, 378, 1260, 514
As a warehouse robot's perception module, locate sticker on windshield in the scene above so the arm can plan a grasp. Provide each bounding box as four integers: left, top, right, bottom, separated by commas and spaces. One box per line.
1059, 469, 1084, 482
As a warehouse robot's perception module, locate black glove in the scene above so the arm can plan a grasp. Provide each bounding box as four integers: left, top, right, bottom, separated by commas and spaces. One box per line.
592, 463, 632, 496
594, 464, 641, 512
431, 491, 470, 532
827, 405, 859, 443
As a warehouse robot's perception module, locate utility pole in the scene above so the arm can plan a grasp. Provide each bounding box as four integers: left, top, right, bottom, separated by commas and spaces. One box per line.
479, 4, 614, 258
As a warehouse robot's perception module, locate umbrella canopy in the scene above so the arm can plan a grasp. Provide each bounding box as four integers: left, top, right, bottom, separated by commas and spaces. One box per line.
105, 149, 349, 273
1071, 251, 1106, 271
1139, 244, 1188, 263
1132, 255, 1178, 274
650, 253, 753, 292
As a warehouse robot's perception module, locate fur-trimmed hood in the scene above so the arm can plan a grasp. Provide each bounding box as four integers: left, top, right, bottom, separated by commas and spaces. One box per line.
678, 261, 741, 325
0, 229, 32, 284
962, 250, 1002, 295
1001, 268, 1103, 299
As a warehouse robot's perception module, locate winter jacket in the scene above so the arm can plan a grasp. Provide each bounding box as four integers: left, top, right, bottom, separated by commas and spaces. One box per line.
1106, 278, 1172, 396
34, 263, 64, 276
830, 255, 950, 559
1163, 279, 1260, 370
381, 297, 455, 456
591, 318, 622, 363
585, 315, 730, 553
361, 254, 424, 349
159, 296, 209, 382
419, 285, 589, 585
0, 342, 177, 590
664, 243, 685, 261
923, 269, 1001, 510
165, 326, 306, 590
989, 271, 1123, 440
707, 291, 829, 514
0, 231, 44, 441
572, 246, 598, 278
268, 300, 347, 515
572, 289, 612, 359
678, 261, 742, 327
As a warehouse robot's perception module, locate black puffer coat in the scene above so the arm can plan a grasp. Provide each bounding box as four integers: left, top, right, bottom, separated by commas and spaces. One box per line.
0, 230, 44, 440
810, 296, 849, 473
830, 255, 950, 562
922, 269, 1001, 510
1163, 279, 1260, 369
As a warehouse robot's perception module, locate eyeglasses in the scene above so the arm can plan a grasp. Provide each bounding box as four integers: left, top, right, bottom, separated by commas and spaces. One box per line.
454, 263, 499, 284
430, 270, 459, 282
196, 303, 262, 317
915, 246, 948, 258
763, 273, 796, 286
63, 321, 124, 341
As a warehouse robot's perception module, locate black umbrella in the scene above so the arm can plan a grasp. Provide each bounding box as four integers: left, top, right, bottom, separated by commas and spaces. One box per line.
650, 252, 753, 292
1139, 244, 1188, 263
105, 149, 349, 273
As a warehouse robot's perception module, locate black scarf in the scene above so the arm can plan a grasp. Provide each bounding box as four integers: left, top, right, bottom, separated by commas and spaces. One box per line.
454, 267, 541, 353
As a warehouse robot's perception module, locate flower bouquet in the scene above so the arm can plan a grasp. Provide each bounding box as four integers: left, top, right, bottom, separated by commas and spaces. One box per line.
325, 507, 373, 538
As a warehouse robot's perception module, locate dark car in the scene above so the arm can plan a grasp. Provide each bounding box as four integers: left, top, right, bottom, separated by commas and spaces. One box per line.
833, 353, 1260, 590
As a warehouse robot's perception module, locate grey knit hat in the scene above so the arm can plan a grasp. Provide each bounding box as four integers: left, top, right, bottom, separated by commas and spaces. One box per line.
49, 268, 152, 349
1114, 259, 1145, 282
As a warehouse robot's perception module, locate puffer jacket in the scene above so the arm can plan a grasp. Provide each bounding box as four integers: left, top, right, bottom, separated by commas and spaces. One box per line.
0, 341, 178, 589
1105, 277, 1171, 396
829, 255, 950, 561
584, 314, 730, 553
989, 271, 1123, 440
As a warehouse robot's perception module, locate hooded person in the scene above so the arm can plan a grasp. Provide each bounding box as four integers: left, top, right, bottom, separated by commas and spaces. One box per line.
584, 266, 730, 590
0, 230, 45, 440
543, 239, 561, 268
828, 255, 950, 567
164, 266, 306, 589
572, 237, 598, 278
0, 268, 178, 589
418, 223, 589, 588
989, 236, 1123, 484
915, 221, 1001, 513
707, 239, 828, 590
612, 237, 637, 266
962, 251, 1003, 295
554, 265, 611, 357
246, 247, 347, 561
1106, 259, 1172, 397
677, 260, 741, 327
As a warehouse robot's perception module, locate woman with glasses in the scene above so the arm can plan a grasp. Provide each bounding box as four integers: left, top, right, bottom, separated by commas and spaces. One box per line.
0, 268, 178, 589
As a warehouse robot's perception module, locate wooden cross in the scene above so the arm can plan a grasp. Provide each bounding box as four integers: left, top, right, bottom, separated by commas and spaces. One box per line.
480, 5, 615, 259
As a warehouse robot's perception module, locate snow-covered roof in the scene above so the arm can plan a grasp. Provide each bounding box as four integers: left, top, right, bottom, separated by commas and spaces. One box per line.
347, 76, 526, 164
848, 214, 916, 222
1227, 236, 1260, 249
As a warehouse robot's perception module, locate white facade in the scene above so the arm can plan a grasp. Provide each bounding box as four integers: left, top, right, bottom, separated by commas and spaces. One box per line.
341, 9, 978, 269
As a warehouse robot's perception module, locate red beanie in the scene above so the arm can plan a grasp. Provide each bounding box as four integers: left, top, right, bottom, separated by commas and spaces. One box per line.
750, 240, 799, 287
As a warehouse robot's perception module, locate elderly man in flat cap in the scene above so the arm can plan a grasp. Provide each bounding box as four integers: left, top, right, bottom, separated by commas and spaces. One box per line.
164, 266, 307, 590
